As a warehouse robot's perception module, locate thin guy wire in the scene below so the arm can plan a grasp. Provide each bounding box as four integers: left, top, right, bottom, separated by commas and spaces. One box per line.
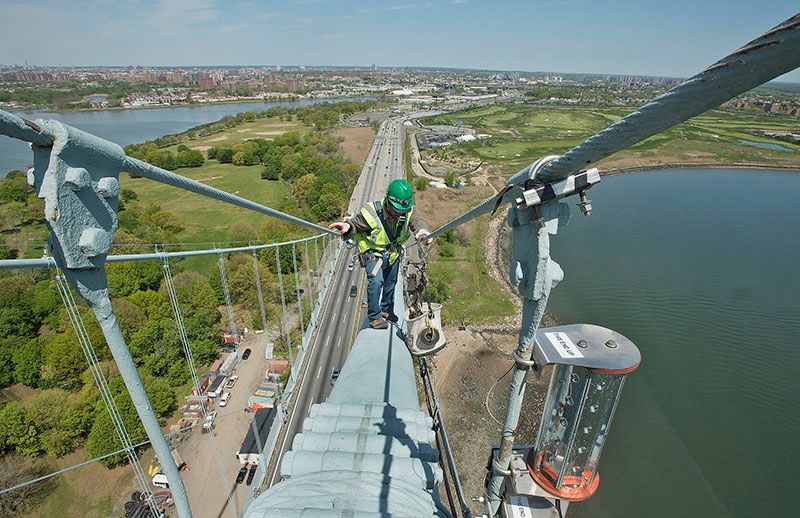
275, 247, 294, 370
161, 258, 238, 518
291, 243, 305, 338
54, 272, 159, 516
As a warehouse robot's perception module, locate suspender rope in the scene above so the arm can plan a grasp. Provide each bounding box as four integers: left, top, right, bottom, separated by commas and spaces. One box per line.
161, 256, 237, 518
54, 271, 160, 517
291, 243, 305, 338
217, 253, 237, 337
275, 247, 294, 378
252, 250, 269, 334
303, 241, 314, 316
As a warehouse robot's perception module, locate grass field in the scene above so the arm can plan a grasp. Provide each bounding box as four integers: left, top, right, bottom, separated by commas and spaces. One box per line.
415, 102, 800, 326
121, 163, 292, 243
423, 104, 800, 176
161, 117, 306, 153
415, 185, 517, 324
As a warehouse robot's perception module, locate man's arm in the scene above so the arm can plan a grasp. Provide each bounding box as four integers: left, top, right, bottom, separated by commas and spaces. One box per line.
409, 210, 433, 245
342, 211, 373, 238
408, 209, 429, 234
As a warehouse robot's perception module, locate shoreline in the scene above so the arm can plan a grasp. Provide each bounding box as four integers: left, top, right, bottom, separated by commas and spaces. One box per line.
0, 94, 373, 115
601, 161, 800, 176
482, 161, 800, 330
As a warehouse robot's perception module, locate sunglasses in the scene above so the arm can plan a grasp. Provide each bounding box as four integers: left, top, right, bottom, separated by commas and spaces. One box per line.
387, 195, 412, 209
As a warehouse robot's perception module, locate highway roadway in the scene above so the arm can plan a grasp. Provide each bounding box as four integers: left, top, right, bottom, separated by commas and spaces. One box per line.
263, 115, 406, 488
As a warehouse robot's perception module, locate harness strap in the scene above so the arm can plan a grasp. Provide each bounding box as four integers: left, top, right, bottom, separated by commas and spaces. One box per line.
374, 200, 406, 247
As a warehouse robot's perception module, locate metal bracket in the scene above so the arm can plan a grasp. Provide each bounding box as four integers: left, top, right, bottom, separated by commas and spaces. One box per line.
492, 458, 512, 477
511, 350, 537, 370
515, 168, 601, 211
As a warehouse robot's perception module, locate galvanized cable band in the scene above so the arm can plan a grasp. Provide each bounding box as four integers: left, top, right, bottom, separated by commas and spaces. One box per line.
512, 349, 536, 369
491, 458, 512, 477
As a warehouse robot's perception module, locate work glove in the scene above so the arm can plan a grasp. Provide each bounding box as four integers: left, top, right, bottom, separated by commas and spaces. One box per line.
328, 221, 351, 237
415, 229, 433, 246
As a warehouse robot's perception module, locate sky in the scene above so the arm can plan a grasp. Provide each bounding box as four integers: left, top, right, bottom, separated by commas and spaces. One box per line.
0, 0, 798, 81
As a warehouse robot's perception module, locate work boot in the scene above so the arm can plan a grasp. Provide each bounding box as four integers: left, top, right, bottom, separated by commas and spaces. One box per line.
382, 311, 399, 323
369, 318, 388, 330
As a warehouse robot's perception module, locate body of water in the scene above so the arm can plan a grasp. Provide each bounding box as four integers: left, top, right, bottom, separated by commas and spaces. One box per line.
0, 97, 369, 176
738, 139, 793, 151
547, 169, 800, 517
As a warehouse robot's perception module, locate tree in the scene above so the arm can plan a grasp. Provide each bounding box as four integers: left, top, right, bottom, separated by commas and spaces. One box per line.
120, 189, 138, 203
415, 178, 428, 191
12, 338, 44, 388
0, 402, 42, 456
86, 391, 146, 467
0, 338, 13, 387
0, 172, 30, 203
25, 389, 92, 456
143, 376, 177, 419
217, 147, 234, 164
294, 173, 317, 199
261, 164, 280, 180
107, 260, 163, 297
39, 334, 87, 390
444, 171, 459, 188
0, 277, 38, 338
176, 149, 204, 168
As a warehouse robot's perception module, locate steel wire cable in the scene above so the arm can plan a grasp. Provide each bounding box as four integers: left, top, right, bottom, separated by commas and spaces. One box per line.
53, 271, 160, 516
161, 257, 238, 518
291, 243, 305, 337
275, 247, 294, 370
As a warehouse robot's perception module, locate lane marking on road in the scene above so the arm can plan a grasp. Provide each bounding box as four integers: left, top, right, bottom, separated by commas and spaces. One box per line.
317, 364, 322, 378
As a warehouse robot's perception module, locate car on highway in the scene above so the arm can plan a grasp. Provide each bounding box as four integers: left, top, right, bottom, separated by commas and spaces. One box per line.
242, 348, 252, 360
219, 391, 231, 407
236, 466, 247, 484
225, 375, 238, 389
331, 368, 341, 385
246, 465, 257, 485
347, 262, 354, 271
349, 285, 357, 297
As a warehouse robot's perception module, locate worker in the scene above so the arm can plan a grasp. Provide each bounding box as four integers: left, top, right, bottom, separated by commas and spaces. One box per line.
329, 179, 432, 329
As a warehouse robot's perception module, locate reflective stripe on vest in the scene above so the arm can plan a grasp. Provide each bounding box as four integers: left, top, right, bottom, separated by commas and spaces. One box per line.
354, 200, 412, 264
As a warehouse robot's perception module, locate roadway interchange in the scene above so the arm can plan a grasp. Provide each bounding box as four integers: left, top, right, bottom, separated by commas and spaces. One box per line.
263, 116, 406, 489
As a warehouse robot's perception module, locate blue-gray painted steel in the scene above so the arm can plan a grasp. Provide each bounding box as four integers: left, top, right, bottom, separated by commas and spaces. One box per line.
485, 201, 565, 516
8, 115, 193, 517
0, 234, 325, 270
0, 108, 54, 146
245, 278, 446, 517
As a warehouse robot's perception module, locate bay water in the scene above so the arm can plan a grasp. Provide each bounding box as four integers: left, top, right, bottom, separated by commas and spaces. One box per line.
548, 169, 800, 517
0, 97, 368, 176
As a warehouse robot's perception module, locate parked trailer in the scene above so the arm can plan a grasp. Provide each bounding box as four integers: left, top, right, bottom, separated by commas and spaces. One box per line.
207, 375, 227, 398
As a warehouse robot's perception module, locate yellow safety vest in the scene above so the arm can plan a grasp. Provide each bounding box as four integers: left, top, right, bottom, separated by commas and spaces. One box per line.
355, 200, 412, 264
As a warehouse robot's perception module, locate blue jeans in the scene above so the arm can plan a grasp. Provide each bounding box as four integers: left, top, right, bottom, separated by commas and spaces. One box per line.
365, 255, 400, 321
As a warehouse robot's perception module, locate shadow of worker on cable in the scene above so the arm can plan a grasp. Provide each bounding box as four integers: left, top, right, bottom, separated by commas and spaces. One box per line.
328, 179, 432, 330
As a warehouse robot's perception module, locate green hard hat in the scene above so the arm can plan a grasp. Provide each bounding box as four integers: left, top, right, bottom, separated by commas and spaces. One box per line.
386, 179, 414, 212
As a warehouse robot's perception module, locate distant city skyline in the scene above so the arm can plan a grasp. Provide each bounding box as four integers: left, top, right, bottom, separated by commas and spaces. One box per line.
1, 0, 798, 82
